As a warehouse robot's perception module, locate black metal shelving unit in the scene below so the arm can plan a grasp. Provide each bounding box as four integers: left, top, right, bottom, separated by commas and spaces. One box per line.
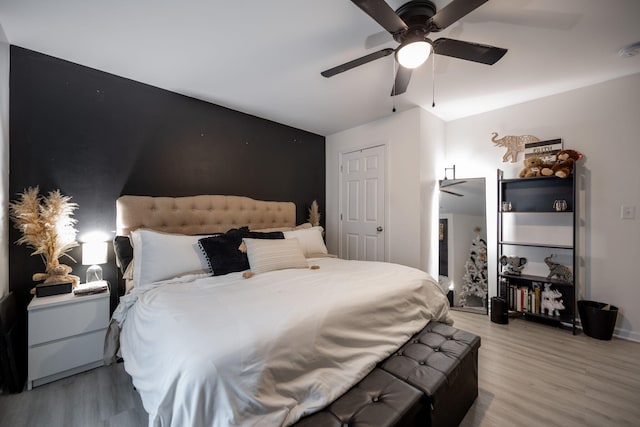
497, 169, 578, 334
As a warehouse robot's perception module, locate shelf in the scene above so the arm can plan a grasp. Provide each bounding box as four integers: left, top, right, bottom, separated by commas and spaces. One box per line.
501, 211, 573, 214
499, 273, 574, 287
497, 166, 578, 335
499, 241, 573, 250
521, 311, 573, 324
499, 175, 569, 184
500, 175, 574, 212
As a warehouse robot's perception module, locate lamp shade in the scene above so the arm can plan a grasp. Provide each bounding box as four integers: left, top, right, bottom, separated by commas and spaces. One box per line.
396, 39, 431, 69
82, 241, 108, 265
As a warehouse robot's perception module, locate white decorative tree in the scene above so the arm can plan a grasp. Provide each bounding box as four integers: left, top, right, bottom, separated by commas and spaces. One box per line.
459, 228, 488, 307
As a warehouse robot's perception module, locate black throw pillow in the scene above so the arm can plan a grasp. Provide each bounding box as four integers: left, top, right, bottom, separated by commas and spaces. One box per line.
198, 227, 284, 276
113, 236, 134, 275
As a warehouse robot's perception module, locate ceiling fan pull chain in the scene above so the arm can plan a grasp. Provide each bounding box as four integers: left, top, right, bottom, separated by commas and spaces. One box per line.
392, 57, 397, 112
432, 51, 436, 108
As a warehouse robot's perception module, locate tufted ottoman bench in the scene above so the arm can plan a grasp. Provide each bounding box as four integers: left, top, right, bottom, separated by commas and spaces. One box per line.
294, 368, 424, 427
380, 321, 481, 427
294, 322, 480, 427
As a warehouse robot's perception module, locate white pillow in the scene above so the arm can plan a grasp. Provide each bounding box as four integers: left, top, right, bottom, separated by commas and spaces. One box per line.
283, 226, 328, 257
130, 229, 212, 286
243, 238, 308, 274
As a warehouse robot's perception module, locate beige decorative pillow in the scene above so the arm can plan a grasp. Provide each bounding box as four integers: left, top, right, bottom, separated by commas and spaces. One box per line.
283, 226, 328, 257
243, 238, 308, 274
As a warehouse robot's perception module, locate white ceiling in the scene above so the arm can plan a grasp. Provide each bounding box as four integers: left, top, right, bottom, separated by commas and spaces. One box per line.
1, 0, 639, 136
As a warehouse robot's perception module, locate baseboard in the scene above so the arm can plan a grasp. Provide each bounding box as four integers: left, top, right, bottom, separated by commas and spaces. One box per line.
574, 319, 639, 343
612, 327, 640, 343
486, 300, 639, 342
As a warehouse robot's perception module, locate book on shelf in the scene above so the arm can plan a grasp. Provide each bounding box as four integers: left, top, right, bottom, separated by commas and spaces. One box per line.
509, 285, 543, 314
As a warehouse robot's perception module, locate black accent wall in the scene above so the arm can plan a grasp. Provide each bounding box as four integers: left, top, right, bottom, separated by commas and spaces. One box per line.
9, 46, 325, 310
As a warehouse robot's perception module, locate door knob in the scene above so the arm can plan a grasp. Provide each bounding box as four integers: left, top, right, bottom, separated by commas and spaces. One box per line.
377, 226, 383, 232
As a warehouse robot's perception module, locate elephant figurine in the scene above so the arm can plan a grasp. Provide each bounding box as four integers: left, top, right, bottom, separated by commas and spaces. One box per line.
500, 255, 527, 276
491, 132, 540, 163
544, 255, 573, 283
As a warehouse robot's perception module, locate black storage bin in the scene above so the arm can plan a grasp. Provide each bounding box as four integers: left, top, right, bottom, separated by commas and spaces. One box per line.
578, 300, 618, 340
491, 297, 508, 324
446, 290, 454, 307
0, 292, 27, 393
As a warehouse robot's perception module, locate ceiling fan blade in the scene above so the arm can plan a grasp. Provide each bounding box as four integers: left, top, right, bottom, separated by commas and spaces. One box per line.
351, 0, 408, 35
391, 65, 412, 96
433, 38, 507, 65
440, 179, 468, 188
441, 189, 464, 197
429, 0, 488, 32
365, 30, 393, 49
321, 48, 394, 77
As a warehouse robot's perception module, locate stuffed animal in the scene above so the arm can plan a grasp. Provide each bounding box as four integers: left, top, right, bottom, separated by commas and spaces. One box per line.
519, 156, 544, 178
32, 263, 80, 288
541, 149, 582, 178
500, 255, 527, 275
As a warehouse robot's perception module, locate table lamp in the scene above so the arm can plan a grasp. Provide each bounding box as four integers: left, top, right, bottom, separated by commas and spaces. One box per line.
82, 241, 108, 283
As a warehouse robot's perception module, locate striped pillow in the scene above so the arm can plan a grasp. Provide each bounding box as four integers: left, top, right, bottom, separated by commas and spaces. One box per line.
243, 238, 308, 274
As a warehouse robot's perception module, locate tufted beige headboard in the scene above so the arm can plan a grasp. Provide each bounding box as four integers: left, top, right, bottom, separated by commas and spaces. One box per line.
116, 195, 296, 236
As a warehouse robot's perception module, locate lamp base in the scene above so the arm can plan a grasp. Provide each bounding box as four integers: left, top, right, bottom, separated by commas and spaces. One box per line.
86, 265, 103, 283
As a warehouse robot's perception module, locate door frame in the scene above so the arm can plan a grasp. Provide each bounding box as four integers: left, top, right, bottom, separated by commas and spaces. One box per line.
338, 144, 389, 261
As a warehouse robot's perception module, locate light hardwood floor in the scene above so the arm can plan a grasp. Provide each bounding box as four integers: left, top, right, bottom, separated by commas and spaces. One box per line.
0, 360, 147, 427
1, 311, 638, 426
454, 311, 640, 427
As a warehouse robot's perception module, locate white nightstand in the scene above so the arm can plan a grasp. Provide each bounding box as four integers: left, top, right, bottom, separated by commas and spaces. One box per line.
27, 286, 110, 390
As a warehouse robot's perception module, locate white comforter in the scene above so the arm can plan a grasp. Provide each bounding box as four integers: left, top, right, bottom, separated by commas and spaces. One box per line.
114, 257, 452, 427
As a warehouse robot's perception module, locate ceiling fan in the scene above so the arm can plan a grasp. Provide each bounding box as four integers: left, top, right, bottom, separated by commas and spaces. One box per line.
440, 179, 468, 197
439, 165, 466, 196
321, 0, 508, 96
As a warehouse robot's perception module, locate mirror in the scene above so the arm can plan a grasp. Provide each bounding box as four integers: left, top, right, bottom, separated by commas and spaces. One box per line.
439, 177, 488, 314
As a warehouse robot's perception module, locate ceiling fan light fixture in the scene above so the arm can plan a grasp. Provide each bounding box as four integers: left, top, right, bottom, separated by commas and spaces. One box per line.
396, 39, 431, 69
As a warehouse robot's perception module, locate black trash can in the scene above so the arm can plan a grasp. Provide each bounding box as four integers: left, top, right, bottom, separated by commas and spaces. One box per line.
578, 300, 618, 340
446, 290, 454, 307
491, 297, 508, 324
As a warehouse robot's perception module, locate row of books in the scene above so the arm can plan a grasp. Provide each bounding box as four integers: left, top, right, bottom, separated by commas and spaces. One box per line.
508, 286, 541, 314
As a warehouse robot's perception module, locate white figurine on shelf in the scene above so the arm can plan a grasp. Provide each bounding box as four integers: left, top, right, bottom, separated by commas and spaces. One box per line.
540, 283, 565, 316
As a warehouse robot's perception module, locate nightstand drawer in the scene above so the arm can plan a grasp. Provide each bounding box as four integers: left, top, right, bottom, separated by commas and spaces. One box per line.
29, 296, 109, 345
28, 329, 105, 380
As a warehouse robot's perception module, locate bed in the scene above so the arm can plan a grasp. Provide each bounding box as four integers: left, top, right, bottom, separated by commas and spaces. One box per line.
107, 195, 452, 427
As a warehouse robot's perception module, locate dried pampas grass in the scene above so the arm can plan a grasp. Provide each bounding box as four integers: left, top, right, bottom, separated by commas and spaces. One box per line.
9, 186, 79, 271
308, 200, 320, 227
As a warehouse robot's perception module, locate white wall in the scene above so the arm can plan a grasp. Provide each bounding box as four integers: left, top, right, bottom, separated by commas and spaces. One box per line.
445, 73, 640, 341
326, 107, 445, 271
0, 24, 9, 298
419, 108, 445, 273
327, 73, 639, 341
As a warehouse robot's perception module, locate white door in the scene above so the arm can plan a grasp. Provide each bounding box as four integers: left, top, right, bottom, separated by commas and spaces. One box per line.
340, 145, 386, 261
